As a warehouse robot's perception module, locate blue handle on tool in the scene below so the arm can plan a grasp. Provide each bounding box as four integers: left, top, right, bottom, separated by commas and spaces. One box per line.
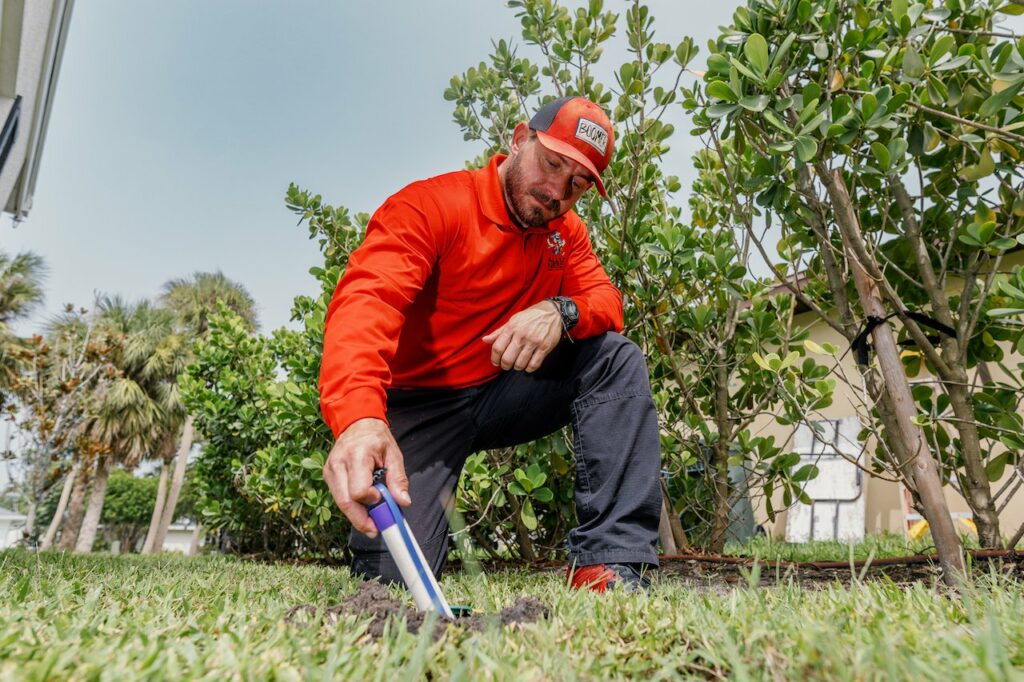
367, 471, 449, 617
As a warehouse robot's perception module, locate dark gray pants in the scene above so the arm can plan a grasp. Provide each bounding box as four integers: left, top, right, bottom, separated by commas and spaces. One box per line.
350, 332, 661, 582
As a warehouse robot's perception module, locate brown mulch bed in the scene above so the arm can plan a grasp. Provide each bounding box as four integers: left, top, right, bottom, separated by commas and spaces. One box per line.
656, 548, 1024, 587
523, 549, 1024, 588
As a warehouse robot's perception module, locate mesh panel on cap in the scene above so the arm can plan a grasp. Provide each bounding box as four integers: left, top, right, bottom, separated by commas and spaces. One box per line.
529, 96, 574, 132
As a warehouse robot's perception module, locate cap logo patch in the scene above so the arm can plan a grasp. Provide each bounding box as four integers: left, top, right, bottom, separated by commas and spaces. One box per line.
575, 117, 608, 155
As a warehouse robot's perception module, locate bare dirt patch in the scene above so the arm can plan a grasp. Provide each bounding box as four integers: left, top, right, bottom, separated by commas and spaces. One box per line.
285, 581, 546, 639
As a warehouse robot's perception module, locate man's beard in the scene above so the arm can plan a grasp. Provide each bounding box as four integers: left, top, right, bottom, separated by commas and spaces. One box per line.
504, 153, 561, 228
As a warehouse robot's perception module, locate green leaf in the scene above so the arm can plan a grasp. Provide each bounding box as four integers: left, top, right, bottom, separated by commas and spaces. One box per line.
794, 135, 818, 162
797, 0, 811, 23
762, 109, 792, 134
978, 221, 996, 243
979, 80, 1024, 119
803, 339, 832, 355
792, 464, 819, 482
708, 103, 740, 119
752, 352, 772, 371
780, 350, 801, 370
986, 308, 1024, 318
770, 33, 796, 70
999, 280, 1024, 299
533, 487, 554, 503
930, 35, 956, 65
514, 468, 534, 493
739, 94, 769, 111
923, 8, 951, 21
887, 137, 908, 165
861, 92, 878, 120
959, 147, 995, 181
803, 82, 822, 105
520, 498, 538, 530
826, 123, 847, 138
728, 55, 762, 82
855, 5, 870, 28
902, 44, 925, 80
932, 55, 971, 72
892, 0, 908, 22
744, 33, 769, 75
985, 452, 1011, 482
871, 141, 891, 170
799, 111, 828, 136
706, 80, 738, 102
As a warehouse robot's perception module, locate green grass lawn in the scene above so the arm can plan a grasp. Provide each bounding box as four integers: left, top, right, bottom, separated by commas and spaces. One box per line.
2, 548, 1022, 681
722, 532, 974, 563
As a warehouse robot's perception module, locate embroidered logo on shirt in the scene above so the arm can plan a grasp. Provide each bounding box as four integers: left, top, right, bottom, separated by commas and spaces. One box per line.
547, 231, 565, 256
547, 231, 566, 270
575, 118, 608, 155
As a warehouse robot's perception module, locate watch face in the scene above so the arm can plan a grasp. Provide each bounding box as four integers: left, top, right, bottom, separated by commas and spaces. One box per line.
562, 298, 579, 328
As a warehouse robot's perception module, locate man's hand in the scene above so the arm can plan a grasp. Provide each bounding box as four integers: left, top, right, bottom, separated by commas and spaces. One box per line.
322, 417, 411, 538
481, 300, 563, 372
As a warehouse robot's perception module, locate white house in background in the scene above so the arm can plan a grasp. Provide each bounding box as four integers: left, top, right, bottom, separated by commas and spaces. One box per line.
164, 523, 204, 555
0, 505, 27, 549
0, 0, 74, 219
105, 523, 204, 556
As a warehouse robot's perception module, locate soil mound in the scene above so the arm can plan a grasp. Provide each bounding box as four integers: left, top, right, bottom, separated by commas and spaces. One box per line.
285, 581, 546, 639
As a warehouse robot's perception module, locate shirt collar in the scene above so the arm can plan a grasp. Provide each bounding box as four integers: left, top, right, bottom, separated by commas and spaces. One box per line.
472, 154, 562, 234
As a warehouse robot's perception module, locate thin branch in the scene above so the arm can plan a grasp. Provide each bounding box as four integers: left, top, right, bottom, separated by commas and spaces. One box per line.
842, 89, 1024, 146
705, 127, 848, 337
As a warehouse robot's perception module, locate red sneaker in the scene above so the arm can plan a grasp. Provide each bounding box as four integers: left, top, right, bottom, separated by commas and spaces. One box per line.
566, 563, 650, 592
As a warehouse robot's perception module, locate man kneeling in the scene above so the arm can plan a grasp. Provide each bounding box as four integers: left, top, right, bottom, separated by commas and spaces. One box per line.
319, 97, 661, 592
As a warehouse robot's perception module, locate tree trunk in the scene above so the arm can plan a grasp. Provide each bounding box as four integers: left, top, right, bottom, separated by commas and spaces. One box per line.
1008, 520, 1024, 550
57, 463, 91, 551
945, 379, 1002, 547
659, 490, 678, 555
891, 178, 1001, 548
151, 416, 194, 553
21, 501, 38, 545
709, 446, 731, 554
75, 456, 113, 553
188, 524, 203, 555
661, 477, 691, 552
507, 493, 537, 562
823, 170, 965, 586
709, 347, 733, 554
141, 459, 172, 554
40, 462, 79, 551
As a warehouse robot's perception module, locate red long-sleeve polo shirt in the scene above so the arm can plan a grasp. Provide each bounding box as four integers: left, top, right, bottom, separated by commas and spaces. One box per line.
318, 154, 624, 438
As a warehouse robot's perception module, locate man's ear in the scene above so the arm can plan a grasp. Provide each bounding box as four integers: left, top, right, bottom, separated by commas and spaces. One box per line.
509, 123, 531, 155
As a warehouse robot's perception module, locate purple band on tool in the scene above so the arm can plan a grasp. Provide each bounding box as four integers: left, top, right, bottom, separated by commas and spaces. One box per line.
368, 501, 396, 532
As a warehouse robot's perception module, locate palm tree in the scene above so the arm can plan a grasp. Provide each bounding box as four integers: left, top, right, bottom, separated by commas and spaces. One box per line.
160, 271, 258, 337
0, 250, 46, 399
73, 297, 189, 552
144, 271, 257, 553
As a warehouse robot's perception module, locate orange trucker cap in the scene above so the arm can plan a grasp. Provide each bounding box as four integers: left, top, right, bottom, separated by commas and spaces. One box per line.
528, 97, 614, 197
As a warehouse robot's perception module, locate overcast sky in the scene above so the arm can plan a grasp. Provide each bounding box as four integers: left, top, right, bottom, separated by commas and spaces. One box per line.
2, 1, 737, 335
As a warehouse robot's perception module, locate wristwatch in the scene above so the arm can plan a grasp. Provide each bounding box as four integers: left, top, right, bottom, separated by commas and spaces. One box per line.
547, 296, 579, 335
